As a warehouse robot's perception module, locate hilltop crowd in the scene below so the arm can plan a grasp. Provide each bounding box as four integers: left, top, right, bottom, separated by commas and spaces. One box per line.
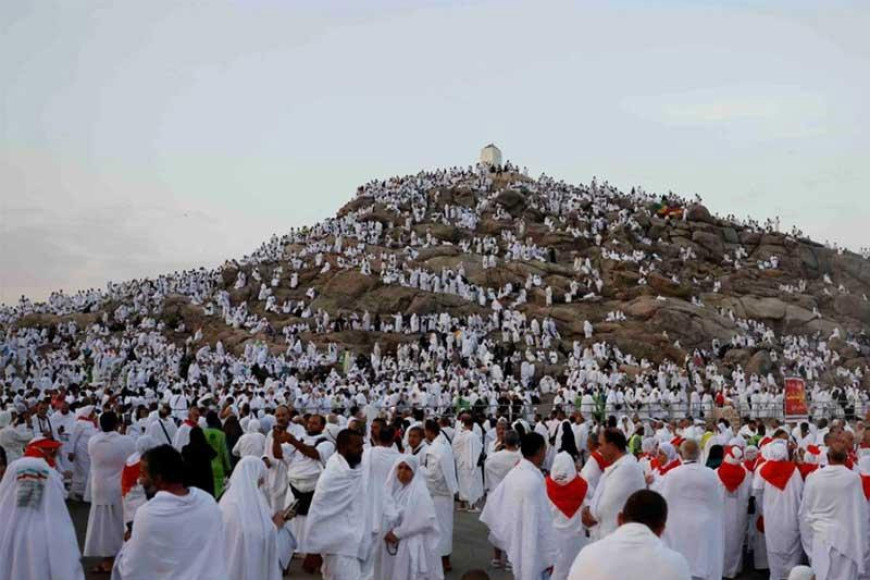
2, 163, 870, 579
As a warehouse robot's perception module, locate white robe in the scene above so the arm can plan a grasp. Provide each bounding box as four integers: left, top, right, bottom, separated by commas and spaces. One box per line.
84, 431, 136, 557
452, 428, 484, 505
0, 457, 84, 580
112, 487, 227, 580
69, 419, 96, 497
567, 522, 691, 580
484, 449, 521, 492
716, 464, 751, 578
659, 462, 725, 580
799, 465, 868, 580
547, 453, 588, 580
144, 417, 177, 447
377, 455, 443, 580
304, 453, 371, 564
587, 454, 646, 541
753, 463, 804, 580
219, 457, 282, 580
480, 459, 558, 580
361, 445, 402, 578
421, 437, 459, 557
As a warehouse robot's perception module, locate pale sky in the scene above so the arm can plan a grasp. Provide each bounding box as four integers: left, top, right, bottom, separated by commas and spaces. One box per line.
1, 0, 868, 304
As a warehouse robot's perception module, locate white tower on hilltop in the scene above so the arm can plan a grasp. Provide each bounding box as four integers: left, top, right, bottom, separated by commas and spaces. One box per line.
479, 143, 502, 167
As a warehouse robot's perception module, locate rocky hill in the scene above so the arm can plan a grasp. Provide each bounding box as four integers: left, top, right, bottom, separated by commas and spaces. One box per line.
6, 165, 870, 394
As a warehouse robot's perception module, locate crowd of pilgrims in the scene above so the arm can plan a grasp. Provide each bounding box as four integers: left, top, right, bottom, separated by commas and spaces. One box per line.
1, 164, 870, 579
1, 392, 869, 580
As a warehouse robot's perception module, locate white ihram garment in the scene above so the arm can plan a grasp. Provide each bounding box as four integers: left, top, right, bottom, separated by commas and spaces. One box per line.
111, 487, 227, 580
480, 459, 558, 580
219, 457, 282, 580
659, 462, 725, 580
84, 431, 136, 557
799, 465, 868, 580
0, 457, 84, 580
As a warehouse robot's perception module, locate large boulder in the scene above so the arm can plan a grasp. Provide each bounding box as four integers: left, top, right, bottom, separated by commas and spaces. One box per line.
833, 294, 870, 324
745, 350, 773, 376
692, 231, 725, 259
686, 203, 713, 223
648, 273, 692, 299
322, 270, 377, 299
495, 190, 527, 216
740, 296, 787, 320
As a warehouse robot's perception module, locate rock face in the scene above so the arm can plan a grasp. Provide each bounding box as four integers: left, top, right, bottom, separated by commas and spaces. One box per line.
8, 165, 870, 386
686, 203, 713, 223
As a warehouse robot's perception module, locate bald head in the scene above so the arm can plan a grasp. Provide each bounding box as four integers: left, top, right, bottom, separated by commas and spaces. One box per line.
680, 439, 700, 462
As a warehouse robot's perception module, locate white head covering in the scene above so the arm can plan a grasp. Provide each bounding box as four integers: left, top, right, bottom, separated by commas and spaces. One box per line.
218, 456, 281, 580
787, 565, 815, 579
382, 454, 441, 577
768, 441, 789, 461
745, 445, 759, 461
0, 410, 12, 429
0, 458, 83, 580
550, 452, 577, 485
641, 437, 658, 455
245, 419, 261, 434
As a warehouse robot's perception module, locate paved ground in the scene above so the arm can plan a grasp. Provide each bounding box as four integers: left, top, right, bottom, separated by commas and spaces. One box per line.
71, 499, 766, 579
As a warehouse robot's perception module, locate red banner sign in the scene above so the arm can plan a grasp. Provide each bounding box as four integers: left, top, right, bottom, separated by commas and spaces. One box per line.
784, 377, 809, 419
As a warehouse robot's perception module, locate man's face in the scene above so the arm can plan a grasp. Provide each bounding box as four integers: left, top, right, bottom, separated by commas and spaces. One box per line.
408, 429, 423, 449
60, 402, 70, 414
189, 407, 200, 423
371, 421, 382, 442
598, 432, 616, 463
139, 457, 157, 500
274, 407, 290, 429
36, 402, 47, 418
529, 444, 547, 468
342, 435, 364, 468
423, 428, 435, 443
159, 405, 170, 418
495, 422, 506, 440
307, 415, 324, 436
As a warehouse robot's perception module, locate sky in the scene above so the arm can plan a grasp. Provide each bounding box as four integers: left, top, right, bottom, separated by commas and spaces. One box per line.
1, 0, 868, 305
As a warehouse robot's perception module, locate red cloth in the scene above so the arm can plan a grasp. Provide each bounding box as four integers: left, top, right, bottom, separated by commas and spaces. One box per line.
23, 438, 62, 468
670, 436, 685, 448
759, 460, 797, 491
861, 475, 870, 501
717, 462, 746, 493
797, 463, 819, 480
121, 461, 141, 497
184, 419, 197, 428
546, 475, 588, 519
590, 451, 610, 471
756, 515, 765, 533
659, 458, 682, 476
743, 459, 758, 473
